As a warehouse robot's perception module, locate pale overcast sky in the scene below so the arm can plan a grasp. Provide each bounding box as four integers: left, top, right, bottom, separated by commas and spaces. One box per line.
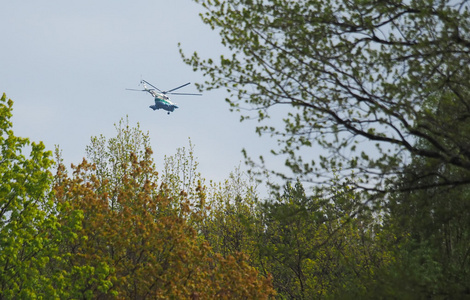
0, 0, 284, 191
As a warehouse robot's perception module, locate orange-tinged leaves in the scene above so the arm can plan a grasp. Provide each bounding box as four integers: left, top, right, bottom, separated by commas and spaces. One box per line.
54, 153, 274, 299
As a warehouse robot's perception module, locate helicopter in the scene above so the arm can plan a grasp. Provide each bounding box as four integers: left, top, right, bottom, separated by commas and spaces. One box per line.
126, 80, 202, 114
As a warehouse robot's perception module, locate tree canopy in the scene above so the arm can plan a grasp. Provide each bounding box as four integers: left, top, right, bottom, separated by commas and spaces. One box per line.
0, 95, 275, 299
3, 91, 470, 297
183, 0, 470, 193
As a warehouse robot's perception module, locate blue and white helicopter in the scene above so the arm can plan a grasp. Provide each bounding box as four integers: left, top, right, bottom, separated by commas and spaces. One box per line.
126, 80, 202, 114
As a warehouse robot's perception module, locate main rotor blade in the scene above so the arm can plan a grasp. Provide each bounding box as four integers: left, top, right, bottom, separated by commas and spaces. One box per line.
165, 82, 191, 94
126, 88, 146, 92
167, 92, 203, 96
141, 80, 162, 92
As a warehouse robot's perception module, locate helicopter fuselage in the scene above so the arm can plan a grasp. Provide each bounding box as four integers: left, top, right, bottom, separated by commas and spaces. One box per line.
144, 89, 178, 113
149, 95, 178, 113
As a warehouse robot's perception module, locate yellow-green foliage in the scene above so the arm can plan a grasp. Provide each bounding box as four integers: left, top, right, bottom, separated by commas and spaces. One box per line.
0, 94, 88, 299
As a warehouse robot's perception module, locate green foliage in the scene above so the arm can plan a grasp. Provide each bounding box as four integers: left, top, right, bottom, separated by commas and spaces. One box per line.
183, 0, 470, 193
181, 5, 470, 295
382, 156, 470, 298
202, 167, 263, 261
8, 86, 470, 298
85, 116, 153, 210
0, 94, 86, 298
259, 181, 395, 299
0, 94, 54, 297
161, 138, 205, 203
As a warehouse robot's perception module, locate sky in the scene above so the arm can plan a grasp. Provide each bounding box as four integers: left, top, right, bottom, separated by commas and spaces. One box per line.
0, 0, 282, 192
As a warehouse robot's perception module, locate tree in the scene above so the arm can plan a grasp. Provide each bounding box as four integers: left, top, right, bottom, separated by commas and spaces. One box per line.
160, 138, 205, 203
85, 116, 152, 210
53, 123, 275, 299
183, 0, 470, 193
258, 180, 394, 299
202, 167, 263, 262
0, 94, 85, 298
382, 151, 470, 297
